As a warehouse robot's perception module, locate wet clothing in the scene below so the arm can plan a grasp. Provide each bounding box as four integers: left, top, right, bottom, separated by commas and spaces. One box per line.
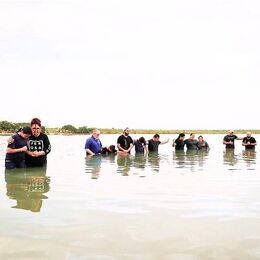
242, 137, 256, 150
223, 135, 237, 149
5, 134, 28, 169
134, 140, 146, 154
148, 139, 161, 152
184, 139, 199, 150
197, 141, 209, 150
26, 133, 51, 167
85, 136, 102, 155
174, 138, 185, 150
117, 135, 133, 152
101, 147, 117, 155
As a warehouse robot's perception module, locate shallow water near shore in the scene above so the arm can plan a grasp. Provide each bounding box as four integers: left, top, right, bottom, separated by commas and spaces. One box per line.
0, 134, 260, 259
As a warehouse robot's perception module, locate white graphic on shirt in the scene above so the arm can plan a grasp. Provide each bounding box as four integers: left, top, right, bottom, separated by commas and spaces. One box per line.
28, 140, 44, 152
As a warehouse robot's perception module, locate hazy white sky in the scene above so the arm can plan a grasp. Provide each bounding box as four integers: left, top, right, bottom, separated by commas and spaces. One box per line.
0, 0, 259, 129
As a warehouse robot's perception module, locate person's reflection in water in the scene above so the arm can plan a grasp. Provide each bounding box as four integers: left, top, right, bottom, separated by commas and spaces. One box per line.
197, 149, 209, 168
242, 149, 256, 169
223, 149, 238, 167
85, 155, 102, 179
172, 150, 186, 169
5, 167, 50, 212
185, 149, 199, 172
133, 153, 147, 170
117, 153, 132, 176
147, 152, 160, 173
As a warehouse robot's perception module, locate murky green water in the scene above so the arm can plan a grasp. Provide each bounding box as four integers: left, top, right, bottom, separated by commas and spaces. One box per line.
0, 134, 260, 259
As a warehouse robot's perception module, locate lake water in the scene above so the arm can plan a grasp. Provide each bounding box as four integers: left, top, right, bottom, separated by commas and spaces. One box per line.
0, 134, 260, 259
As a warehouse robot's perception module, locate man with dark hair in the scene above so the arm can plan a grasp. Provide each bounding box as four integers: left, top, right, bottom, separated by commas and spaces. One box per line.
147, 134, 169, 152
117, 127, 134, 154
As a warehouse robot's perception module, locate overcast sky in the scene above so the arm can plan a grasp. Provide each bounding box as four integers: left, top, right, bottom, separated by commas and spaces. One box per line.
0, 0, 259, 129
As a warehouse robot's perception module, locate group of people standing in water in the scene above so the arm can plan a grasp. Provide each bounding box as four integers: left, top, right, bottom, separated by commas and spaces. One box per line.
4, 122, 257, 170
84, 128, 257, 157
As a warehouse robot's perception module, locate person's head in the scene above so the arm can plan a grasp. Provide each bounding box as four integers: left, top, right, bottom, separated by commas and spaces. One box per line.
178, 133, 185, 140
123, 127, 130, 136
190, 133, 195, 139
153, 134, 160, 141
30, 118, 42, 137
229, 130, 234, 135
138, 137, 146, 144
198, 135, 204, 142
92, 129, 100, 139
19, 126, 32, 139
246, 132, 252, 138
108, 145, 117, 153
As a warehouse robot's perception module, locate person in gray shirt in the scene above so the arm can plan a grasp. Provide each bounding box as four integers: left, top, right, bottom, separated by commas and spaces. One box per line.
184, 133, 199, 150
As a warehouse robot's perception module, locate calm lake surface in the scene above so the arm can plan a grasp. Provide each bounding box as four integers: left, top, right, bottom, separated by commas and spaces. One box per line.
0, 134, 260, 259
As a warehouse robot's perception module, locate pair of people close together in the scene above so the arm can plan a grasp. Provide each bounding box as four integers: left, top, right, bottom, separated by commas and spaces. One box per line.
5, 118, 51, 170
223, 130, 257, 150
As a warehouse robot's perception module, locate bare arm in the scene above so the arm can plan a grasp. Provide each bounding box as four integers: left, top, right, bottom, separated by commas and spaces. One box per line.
160, 138, 169, 145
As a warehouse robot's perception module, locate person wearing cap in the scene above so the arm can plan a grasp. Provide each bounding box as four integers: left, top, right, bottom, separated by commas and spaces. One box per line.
5, 126, 32, 169
242, 132, 257, 150
117, 127, 134, 154
85, 129, 102, 156
223, 130, 243, 149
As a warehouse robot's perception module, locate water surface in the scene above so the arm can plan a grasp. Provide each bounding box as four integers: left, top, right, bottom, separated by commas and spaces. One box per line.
0, 134, 260, 259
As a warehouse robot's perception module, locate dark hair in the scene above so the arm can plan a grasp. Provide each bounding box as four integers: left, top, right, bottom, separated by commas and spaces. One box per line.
109, 145, 117, 153
198, 135, 203, 139
21, 126, 32, 135
153, 134, 160, 138
138, 137, 146, 144
178, 133, 185, 138
190, 133, 194, 136
31, 118, 41, 127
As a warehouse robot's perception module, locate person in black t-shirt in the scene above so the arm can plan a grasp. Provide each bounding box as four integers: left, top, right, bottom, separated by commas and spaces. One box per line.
117, 127, 134, 154
172, 133, 185, 150
242, 132, 257, 150
25, 118, 51, 167
223, 130, 242, 149
148, 134, 169, 152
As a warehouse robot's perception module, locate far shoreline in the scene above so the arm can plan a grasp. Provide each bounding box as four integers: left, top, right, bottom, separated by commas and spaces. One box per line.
1, 129, 260, 136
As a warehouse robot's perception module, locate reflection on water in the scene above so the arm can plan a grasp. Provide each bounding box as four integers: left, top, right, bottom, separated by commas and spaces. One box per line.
117, 154, 132, 176
147, 152, 160, 173
223, 149, 257, 171
5, 167, 50, 212
242, 149, 257, 170
173, 150, 209, 172
85, 155, 102, 179
1, 135, 260, 259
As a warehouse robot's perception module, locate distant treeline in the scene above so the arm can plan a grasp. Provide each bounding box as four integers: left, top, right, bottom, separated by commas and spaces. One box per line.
0, 120, 259, 135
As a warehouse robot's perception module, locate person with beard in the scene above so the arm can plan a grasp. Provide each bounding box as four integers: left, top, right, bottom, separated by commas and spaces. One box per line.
117, 127, 134, 154
242, 132, 257, 150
